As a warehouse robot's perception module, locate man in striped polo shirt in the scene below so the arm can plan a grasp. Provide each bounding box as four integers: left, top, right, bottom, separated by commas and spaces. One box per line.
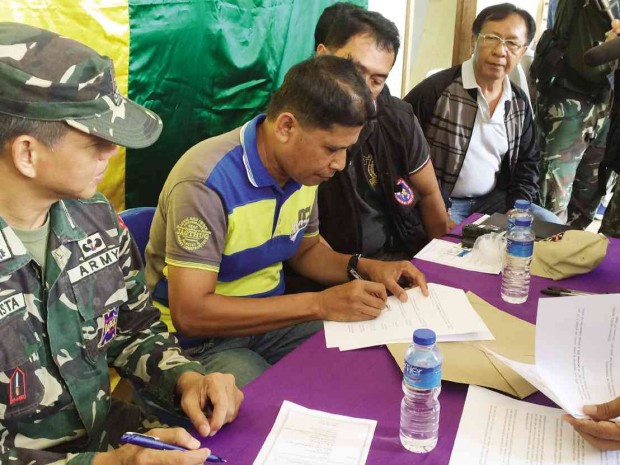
146, 56, 428, 387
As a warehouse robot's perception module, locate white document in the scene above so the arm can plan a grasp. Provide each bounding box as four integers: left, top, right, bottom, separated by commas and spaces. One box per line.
324, 283, 493, 351
450, 386, 620, 465
486, 294, 620, 419
252, 401, 376, 465
415, 238, 502, 274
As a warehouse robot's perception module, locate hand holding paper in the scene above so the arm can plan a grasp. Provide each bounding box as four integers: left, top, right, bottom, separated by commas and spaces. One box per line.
563, 397, 620, 451
486, 294, 620, 419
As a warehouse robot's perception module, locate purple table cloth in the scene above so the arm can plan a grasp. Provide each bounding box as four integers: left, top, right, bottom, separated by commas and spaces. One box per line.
198, 218, 620, 465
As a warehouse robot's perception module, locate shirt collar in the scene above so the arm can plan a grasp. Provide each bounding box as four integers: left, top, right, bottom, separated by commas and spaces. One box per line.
240, 113, 301, 193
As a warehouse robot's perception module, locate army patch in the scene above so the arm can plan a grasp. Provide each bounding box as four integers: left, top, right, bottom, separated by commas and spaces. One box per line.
394, 178, 414, 205
175, 217, 211, 251
0, 231, 12, 263
67, 247, 120, 283
78, 233, 107, 259
9, 368, 26, 405
98, 307, 118, 348
0, 292, 25, 320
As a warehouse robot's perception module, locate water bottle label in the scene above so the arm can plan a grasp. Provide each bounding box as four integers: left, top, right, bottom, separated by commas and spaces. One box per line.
506, 239, 533, 258
403, 361, 441, 389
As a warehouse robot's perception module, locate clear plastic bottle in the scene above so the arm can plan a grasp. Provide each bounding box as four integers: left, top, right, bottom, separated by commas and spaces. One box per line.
501, 218, 534, 304
399, 328, 442, 453
506, 199, 534, 234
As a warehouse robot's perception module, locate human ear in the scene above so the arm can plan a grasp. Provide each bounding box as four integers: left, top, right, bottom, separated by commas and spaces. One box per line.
273, 113, 297, 144
11, 136, 38, 179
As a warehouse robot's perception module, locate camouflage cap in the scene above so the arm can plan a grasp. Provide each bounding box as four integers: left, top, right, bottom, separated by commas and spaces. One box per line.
0, 22, 162, 149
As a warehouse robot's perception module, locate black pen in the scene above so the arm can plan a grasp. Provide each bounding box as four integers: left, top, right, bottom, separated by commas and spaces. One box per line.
540, 287, 597, 297
119, 432, 226, 463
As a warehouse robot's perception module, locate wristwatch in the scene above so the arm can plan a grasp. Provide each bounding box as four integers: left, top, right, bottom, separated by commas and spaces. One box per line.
347, 254, 363, 280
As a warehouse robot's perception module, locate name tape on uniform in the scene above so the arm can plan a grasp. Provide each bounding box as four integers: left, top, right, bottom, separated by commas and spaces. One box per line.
68, 247, 120, 283
0, 292, 26, 320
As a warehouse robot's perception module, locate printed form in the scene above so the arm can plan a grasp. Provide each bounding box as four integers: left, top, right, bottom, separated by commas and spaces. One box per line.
415, 238, 502, 274
450, 386, 620, 465
486, 293, 620, 418
252, 401, 376, 465
324, 283, 493, 351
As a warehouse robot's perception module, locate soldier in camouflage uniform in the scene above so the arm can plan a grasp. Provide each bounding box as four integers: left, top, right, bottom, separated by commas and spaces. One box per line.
535, 0, 620, 226
0, 22, 242, 465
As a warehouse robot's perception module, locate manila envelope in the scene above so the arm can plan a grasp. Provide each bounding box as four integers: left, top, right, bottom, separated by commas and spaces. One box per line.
387, 292, 536, 399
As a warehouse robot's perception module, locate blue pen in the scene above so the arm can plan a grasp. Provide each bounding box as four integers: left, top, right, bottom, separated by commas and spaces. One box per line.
120, 432, 226, 463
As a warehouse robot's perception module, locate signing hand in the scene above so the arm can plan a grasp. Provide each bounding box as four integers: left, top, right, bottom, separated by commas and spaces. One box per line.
358, 258, 429, 301
563, 397, 620, 450
316, 279, 387, 321
176, 371, 243, 437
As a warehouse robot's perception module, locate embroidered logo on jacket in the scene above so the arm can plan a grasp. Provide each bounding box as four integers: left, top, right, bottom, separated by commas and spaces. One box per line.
9, 368, 26, 405
98, 307, 119, 348
362, 153, 378, 187
175, 217, 211, 251
78, 233, 107, 259
394, 178, 414, 205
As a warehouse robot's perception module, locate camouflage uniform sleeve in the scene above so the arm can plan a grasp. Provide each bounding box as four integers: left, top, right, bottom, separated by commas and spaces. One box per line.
0, 448, 97, 465
107, 205, 206, 410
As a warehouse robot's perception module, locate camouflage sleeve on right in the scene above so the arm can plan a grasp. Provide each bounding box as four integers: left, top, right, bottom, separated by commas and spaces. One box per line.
106, 206, 207, 410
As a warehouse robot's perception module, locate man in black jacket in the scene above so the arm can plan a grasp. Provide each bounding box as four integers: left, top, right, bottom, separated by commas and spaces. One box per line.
316, 5, 449, 260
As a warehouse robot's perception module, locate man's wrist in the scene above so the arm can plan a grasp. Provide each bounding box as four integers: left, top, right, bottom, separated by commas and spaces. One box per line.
347, 254, 362, 280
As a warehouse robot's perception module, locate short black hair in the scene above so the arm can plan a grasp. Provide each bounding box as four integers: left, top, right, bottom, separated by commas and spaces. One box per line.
267, 55, 374, 130
319, 6, 400, 60
0, 114, 68, 149
472, 3, 536, 45
314, 2, 364, 49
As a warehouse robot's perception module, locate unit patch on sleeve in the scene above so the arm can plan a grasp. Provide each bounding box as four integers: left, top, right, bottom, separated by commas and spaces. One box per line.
394, 178, 415, 205
98, 307, 118, 348
9, 367, 26, 405
175, 217, 211, 251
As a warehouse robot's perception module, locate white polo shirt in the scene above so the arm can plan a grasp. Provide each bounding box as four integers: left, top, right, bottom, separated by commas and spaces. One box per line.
451, 58, 511, 198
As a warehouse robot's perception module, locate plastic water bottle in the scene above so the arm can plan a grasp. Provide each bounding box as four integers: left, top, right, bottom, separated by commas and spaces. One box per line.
400, 328, 442, 453
501, 218, 534, 304
506, 199, 534, 233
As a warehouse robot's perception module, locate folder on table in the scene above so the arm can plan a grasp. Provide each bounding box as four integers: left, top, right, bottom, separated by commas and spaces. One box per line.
387, 292, 537, 399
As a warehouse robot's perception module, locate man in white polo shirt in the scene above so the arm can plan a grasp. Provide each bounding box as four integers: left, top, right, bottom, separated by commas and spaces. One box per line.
405, 3, 560, 224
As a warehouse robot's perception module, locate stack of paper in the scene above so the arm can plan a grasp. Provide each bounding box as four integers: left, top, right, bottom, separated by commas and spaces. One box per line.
252, 401, 376, 465
486, 293, 620, 418
450, 386, 620, 464
388, 292, 537, 398
415, 238, 502, 274
324, 283, 494, 351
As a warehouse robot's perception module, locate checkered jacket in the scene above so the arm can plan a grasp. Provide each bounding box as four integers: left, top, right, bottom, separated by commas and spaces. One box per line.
404, 65, 540, 210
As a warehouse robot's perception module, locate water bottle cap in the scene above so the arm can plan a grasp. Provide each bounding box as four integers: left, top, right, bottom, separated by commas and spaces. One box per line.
514, 218, 532, 227
413, 328, 436, 345
514, 199, 531, 209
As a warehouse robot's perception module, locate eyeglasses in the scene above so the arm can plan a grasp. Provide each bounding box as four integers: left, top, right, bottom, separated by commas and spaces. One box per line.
477, 33, 525, 54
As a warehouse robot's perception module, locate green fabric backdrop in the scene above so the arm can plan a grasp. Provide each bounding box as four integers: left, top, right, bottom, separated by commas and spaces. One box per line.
126, 0, 366, 207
